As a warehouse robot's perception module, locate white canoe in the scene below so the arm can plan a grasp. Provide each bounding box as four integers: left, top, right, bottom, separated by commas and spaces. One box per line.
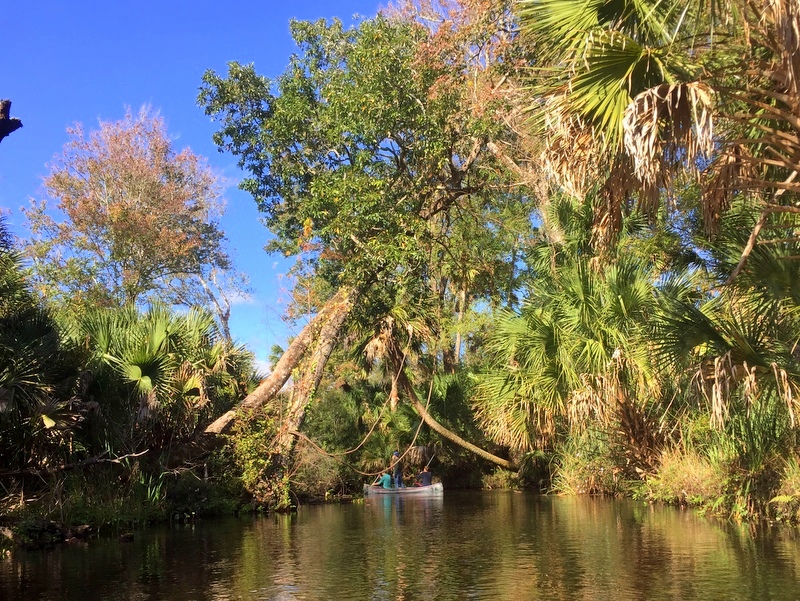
363, 482, 444, 496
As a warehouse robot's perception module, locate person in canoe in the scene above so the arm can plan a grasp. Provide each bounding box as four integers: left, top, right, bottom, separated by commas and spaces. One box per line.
390, 451, 405, 488
372, 469, 393, 489
415, 465, 433, 487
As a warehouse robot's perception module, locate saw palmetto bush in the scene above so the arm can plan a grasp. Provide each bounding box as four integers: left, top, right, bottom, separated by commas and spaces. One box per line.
649, 203, 800, 516
473, 198, 665, 475
0, 217, 85, 474
65, 303, 257, 458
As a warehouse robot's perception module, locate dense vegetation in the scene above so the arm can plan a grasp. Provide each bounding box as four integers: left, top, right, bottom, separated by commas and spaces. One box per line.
4, 0, 800, 543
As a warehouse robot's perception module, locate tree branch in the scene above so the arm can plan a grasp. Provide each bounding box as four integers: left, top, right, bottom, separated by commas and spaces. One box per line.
0, 100, 22, 143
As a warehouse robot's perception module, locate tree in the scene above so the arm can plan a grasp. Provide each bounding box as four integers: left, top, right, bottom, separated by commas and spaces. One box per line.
652, 200, 800, 429
474, 197, 664, 471
23, 107, 243, 335
0, 216, 82, 473
65, 303, 256, 460
515, 0, 800, 256
197, 10, 524, 494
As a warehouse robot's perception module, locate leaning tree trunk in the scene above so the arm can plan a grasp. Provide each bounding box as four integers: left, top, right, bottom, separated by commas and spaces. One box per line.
395, 367, 517, 470
204, 285, 359, 435
273, 286, 357, 459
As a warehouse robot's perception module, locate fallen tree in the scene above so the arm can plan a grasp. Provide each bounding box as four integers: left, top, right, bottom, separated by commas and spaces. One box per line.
204, 285, 359, 436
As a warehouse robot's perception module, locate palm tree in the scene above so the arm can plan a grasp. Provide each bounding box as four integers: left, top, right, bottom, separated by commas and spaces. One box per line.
473, 197, 663, 471
647, 208, 800, 513
516, 0, 800, 257
652, 201, 800, 429
67, 303, 257, 457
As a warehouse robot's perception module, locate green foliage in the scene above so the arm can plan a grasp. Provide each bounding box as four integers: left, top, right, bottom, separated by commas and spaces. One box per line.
304, 388, 363, 452
552, 428, 630, 496
199, 16, 513, 290
291, 442, 354, 500
1, 219, 258, 522
58, 304, 256, 457
164, 471, 239, 519
474, 197, 661, 455
481, 468, 521, 490
646, 448, 725, 507
217, 409, 281, 508
0, 216, 84, 472
770, 457, 800, 524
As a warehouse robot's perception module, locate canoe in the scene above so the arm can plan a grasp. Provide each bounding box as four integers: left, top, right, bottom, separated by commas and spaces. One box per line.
363, 482, 444, 496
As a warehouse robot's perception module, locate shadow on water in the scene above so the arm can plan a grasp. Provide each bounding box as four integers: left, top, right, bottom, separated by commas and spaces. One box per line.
3, 492, 800, 600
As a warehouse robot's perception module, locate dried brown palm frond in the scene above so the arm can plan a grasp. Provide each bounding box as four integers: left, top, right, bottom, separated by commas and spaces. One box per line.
536, 94, 610, 200
759, 0, 800, 96
566, 375, 611, 429
136, 389, 159, 422
701, 89, 800, 237
537, 87, 703, 258
567, 364, 664, 470
364, 315, 395, 364
703, 146, 754, 234
697, 351, 800, 427
533, 97, 640, 258
592, 160, 637, 256
773, 362, 800, 426
472, 395, 532, 451
700, 0, 800, 237
623, 82, 715, 196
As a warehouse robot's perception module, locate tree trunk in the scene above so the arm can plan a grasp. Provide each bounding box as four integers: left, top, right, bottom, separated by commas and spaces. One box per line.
273, 287, 357, 458
395, 368, 516, 470
204, 285, 358, 435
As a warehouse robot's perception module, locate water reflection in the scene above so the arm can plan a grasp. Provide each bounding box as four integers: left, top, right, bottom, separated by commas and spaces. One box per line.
3, 493, 800, 600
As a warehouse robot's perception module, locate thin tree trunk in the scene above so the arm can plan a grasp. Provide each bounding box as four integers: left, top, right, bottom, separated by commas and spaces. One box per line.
204, 286, 358, 435
454, 285, 466, 364
395, 368, 517, 470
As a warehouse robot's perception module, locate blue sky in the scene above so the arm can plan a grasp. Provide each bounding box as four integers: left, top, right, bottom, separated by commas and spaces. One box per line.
1, 0, 383, 372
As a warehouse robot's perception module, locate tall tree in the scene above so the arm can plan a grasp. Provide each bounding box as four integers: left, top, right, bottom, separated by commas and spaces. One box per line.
474, 197, 664, 470
23, 107, 243, 336
198, 9, 523, 481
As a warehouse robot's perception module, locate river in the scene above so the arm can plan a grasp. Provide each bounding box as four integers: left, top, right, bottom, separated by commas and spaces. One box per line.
3, 491, 800, 600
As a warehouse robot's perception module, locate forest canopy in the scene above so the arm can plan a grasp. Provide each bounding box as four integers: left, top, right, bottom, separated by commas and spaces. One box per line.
4, 0, 800, 526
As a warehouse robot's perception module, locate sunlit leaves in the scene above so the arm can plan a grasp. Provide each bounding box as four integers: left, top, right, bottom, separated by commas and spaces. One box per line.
23, 107, 232, 316
473, 198, 661, 451
199, 15, 507, 289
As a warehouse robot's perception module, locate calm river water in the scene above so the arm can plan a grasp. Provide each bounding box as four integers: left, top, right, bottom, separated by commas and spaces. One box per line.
3, 491, 800, 600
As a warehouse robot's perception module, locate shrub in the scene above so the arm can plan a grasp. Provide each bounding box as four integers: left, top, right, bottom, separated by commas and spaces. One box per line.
552, 429, 629, 496
645, 448, 725, 507
769, 456, 800, 524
